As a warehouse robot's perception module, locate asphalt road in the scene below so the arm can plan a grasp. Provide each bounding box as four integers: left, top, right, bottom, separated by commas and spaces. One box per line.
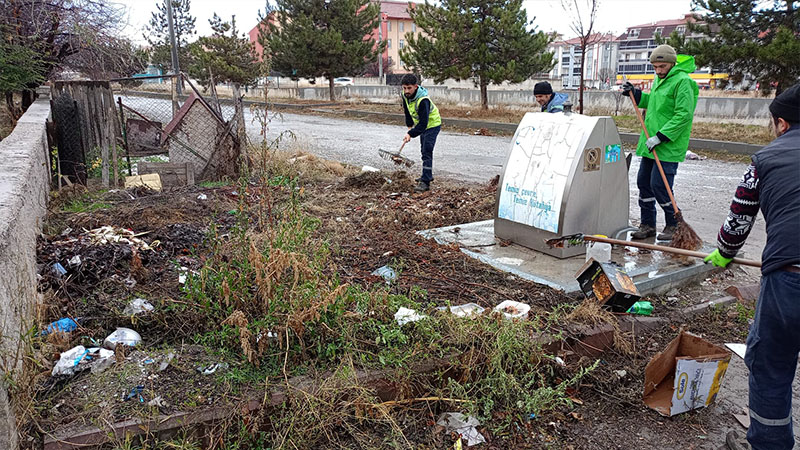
263, 110, 767, 262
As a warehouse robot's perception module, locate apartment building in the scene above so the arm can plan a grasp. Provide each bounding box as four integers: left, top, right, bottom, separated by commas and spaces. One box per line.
547, 33, 620, 89
375, 0, 420, 73
617, 14, 727, 88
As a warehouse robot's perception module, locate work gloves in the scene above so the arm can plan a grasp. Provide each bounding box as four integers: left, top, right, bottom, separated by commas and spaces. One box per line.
704, 249, 733, 268
645, 135, 662, 152
621, 82, 642, 104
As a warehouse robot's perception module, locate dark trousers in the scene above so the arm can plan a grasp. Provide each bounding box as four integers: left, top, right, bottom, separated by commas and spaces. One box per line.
637, 156, 679, 227
419, 126, 440, 183
746, 269, 800, 450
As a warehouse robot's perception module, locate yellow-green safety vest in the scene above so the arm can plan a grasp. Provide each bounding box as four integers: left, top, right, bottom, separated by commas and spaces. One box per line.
404, 95, 441, 129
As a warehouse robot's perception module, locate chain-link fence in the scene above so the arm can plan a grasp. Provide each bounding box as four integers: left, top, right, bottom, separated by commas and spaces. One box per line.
112, 74, 243, 182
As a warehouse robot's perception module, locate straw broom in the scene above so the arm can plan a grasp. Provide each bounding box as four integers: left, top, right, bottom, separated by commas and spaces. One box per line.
627, 91, 702, 251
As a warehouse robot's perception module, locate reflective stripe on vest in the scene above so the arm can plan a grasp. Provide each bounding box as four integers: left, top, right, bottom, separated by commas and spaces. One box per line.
404, 95, 441, 129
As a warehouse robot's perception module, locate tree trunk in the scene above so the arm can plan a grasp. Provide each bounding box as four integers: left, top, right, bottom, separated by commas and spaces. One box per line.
578, 43, 586, 114
21, 89, 35, 111
480, 78, 488, 110
329, 76, 336, 102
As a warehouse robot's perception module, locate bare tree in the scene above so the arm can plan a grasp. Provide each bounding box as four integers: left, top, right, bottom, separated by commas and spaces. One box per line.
561, 0, 600, 113
0, 0, 130, 112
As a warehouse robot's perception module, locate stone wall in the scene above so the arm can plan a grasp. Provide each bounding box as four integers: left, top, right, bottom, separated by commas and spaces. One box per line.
0, 98, 51, 448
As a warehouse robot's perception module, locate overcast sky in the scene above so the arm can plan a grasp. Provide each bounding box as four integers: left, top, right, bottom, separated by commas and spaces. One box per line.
114, 0, 694, 44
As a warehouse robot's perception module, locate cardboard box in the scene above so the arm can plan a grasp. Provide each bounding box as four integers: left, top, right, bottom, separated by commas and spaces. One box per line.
643, 331, 731, 416
575, 258, 641, 312
124, 173, 162, 191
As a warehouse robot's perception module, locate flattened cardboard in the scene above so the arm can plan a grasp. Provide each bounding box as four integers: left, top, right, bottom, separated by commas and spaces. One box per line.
643, 331, 731, 416
124, 173, 162, 191
575, 258, 641, 312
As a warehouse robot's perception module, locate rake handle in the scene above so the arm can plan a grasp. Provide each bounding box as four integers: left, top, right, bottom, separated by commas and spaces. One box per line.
583, 235, 762, 268
628, 91, 682, 219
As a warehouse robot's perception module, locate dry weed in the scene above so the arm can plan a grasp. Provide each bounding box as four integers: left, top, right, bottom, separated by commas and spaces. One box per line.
568, 299, 633, 354
223, 310, 256, 362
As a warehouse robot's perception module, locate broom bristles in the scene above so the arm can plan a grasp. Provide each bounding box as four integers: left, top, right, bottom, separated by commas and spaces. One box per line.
671, 216, 703, 251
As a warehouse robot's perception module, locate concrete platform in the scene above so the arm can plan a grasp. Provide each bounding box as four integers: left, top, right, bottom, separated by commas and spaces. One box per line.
418, 220, 721, 296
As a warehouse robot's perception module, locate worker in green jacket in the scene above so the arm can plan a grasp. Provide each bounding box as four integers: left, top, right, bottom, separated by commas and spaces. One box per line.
622, 45, 699, 242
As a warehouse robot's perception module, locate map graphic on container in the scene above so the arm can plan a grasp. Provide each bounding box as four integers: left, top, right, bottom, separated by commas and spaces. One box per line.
496, 114, 584, 233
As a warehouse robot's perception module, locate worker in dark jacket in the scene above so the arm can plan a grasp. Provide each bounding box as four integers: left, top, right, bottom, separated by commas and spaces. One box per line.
401, 74, 442, 193
534, 81, 569, 113
705, 83, 800, 450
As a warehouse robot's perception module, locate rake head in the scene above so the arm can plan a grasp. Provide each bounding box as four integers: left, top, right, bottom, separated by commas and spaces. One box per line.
378, 148, 415, 168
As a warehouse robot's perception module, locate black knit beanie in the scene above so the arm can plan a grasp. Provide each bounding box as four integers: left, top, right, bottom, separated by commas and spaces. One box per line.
769, 83, 800, 124
534, 81, 553, 95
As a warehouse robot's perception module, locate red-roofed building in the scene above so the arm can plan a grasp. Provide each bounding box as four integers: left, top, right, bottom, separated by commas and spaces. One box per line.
546, 33, 620, 89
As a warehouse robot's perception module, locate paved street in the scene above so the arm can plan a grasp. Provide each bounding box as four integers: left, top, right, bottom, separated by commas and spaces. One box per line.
263, 110, 767, 262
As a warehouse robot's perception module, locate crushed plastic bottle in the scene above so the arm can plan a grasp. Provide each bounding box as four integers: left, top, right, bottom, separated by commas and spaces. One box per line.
627, 301, 654, 316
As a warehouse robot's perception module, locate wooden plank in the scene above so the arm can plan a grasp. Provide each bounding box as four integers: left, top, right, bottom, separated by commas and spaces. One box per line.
138, 162, 195, 187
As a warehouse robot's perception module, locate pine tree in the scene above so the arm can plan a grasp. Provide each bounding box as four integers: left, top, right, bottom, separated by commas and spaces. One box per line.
143, 0, 197, 72
265, 0, 386, 101
401, 0, 554, 110
690, 0, 800, 95
188, 14, 261, 88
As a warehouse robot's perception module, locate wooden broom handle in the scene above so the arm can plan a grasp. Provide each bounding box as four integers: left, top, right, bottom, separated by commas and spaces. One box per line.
584, 235, 762, 268
628, 91, 681, 216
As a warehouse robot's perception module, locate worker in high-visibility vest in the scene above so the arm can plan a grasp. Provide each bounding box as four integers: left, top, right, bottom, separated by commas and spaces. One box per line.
401, 73, 442, 193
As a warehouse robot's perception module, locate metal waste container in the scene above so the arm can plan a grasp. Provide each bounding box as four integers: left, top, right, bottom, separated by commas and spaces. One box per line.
494, 112, 629, 258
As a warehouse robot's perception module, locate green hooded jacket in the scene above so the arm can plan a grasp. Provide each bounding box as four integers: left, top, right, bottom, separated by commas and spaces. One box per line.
636, 54, 699, 162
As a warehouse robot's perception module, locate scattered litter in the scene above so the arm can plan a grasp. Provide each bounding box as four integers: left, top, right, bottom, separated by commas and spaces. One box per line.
52, 346, 89, 376
123, 298, 155, 315
197, 193, 208, 200
51, 263, 67, 278
627, 301, 653, 316
554, 356, 566, 367
644, 331, 731, 416
528, 413, 537, 421
733, 406, 750, 428
667, 296, 679, 303
61, 227, 72, 236
381, 250, 394, 258
685, 150, 706, 161
123, 385, 145, 402
197, 362, 229, 375
103, 327, 142, 350
371, 265, 397, 283
68, 255, 82, 267
89, 348, 116, 374
436, 303, 485, 318
86, 226, 156, 251
362, 166, 380, 173
394, 307, 426, 326
615, 370, 627, 378
125, 173, 162, 191
42, 318, 78, 336
148, 396, 166, 407
52, 346, 114, 376
493, 300, 530, 320
725, 343, 747, 359
178, 266, 190, 284
576, 259, 641, 313
158, 352, 176, 372
436, 412, 486, 447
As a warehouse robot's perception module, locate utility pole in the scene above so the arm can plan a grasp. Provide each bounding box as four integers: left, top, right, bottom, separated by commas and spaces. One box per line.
378, 13, 386, 84
166, 0, 182, 95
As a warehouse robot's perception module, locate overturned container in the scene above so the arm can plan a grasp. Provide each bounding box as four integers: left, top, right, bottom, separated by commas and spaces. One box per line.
494, 112, 629, 258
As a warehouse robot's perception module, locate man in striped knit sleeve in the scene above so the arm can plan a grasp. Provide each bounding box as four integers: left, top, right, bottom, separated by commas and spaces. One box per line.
706, 83, 800, 450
